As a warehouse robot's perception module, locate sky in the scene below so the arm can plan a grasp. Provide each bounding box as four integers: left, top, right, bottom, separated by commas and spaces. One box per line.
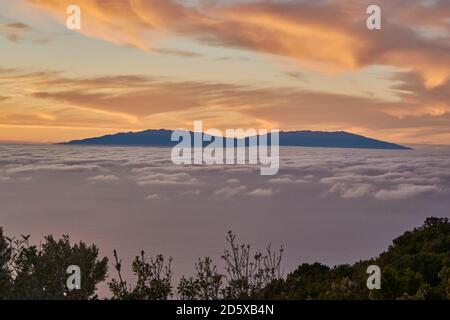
0, 0, 449, 144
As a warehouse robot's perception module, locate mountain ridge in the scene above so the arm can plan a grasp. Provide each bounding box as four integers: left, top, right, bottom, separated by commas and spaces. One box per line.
60, 129, 411, 150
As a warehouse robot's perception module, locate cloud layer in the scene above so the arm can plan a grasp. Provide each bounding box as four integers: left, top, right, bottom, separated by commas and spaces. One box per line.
1, 143, 449, 295
2, 65, 450, 144
26, 0, 450, 87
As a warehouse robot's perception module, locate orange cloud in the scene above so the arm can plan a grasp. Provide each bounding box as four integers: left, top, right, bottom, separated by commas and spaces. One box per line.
24, 0, 450, 87
2, 65, 450, 144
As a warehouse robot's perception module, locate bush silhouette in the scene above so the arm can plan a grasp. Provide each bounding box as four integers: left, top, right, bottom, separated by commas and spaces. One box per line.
1, 217, 449, 300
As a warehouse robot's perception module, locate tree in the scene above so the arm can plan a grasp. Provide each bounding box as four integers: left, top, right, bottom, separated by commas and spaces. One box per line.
221, 231, 284, 299
178, 257, 223, 300
266, 217, 450, 300
2, 217, 450, 300
113, 231, 284, 300
0, 229, 108, 300
0, 228, 13, 297
109, 250, 173, 300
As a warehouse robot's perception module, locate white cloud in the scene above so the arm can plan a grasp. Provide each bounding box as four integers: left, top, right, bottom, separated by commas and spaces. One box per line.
87, 174, 120, 183
268, 176, 306, 184
213, 186, 248, 197
374, 184, 439, 200
145, 193, 163, 201
135, 172, 199, 186
330, 183, 374, 199
248, 188, 275, 197
180, 189, 201, 197
5, 163, 102, 174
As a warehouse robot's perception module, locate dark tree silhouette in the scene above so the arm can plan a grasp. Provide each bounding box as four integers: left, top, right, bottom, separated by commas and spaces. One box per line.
0, 230, 108, 300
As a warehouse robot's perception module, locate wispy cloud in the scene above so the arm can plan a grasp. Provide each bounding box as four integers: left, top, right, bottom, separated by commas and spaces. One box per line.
1, 65, 450, 143
25, 0, 450, 87
0, 22, 30, 42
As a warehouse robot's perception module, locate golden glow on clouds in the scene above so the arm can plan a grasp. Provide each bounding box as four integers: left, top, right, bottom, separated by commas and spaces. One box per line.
216, 9, 362, 72
24, 0, 450, 86
0, 0, 449, 144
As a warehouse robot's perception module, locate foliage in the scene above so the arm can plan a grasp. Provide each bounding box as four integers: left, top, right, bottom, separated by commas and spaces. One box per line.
109, 250, 173, 300
0, 228, 13, 296
221, 231, 283, 299
113, 231, 283, 300
1, 217, 450, 300
178, 257, 223, 300
177, 232, 284, 300
264, 217, 450, 300
0, 229, 108, 300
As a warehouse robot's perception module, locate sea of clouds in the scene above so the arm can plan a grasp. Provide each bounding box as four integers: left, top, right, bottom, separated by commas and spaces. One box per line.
1, 144, 449, 287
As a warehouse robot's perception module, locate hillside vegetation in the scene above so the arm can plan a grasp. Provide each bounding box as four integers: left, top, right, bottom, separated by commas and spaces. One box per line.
0, 217, 449, 300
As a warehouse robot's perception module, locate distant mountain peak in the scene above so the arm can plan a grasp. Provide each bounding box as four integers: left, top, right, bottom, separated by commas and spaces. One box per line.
61, 129, 411, 150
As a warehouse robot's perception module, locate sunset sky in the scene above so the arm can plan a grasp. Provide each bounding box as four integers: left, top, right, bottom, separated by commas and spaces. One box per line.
0, 0, 449, 144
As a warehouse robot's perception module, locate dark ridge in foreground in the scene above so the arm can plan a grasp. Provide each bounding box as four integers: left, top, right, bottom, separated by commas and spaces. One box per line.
60, 129, 411, 150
